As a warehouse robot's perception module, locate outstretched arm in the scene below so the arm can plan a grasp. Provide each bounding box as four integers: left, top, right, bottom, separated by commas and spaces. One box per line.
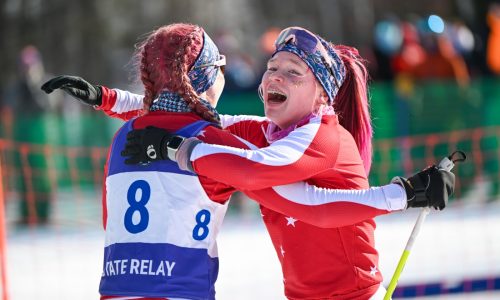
98, 88, 143, 120
42, 76, 272, 125
41, 75, 143, 121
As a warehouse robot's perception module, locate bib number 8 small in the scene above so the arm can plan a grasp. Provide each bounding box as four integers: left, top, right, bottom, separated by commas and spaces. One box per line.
192, 209, 211, 241
124, 180, 150, 234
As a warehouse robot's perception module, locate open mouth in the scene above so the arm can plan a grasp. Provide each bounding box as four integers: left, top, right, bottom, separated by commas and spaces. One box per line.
267, 90, 287, 103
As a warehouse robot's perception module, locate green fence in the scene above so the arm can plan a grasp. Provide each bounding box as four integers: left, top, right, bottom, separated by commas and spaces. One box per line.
1, 77, 499, 201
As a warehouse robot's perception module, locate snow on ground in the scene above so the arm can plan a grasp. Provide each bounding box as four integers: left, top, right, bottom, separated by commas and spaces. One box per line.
5, 199, 500, 299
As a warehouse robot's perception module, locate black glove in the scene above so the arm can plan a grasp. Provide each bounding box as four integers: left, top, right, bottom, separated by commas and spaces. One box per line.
393, 165, 455, 210
41, 75, 102, 106
121, 126, 175, 165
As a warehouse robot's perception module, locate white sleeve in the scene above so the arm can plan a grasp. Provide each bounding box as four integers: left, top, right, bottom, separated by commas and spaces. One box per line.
111, 89, 144, 113
219, 114, 267, 129
272, 182, 407, 211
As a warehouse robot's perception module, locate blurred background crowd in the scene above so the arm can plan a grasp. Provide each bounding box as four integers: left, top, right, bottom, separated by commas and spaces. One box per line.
1, 0, 499, 96
1, 1, 500, 298
1, 0, 500, 130
0, 0, 500, 222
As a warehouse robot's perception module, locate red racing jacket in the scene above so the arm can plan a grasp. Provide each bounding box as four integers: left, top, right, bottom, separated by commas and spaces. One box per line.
97, 87, 407, 299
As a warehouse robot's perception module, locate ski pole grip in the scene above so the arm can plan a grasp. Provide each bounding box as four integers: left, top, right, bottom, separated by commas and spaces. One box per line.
438, 156, 454, 172
437, 150, 467, 172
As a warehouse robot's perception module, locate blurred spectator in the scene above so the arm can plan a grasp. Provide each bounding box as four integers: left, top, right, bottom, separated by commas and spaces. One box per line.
410, 15, 470, 86
446, 20, 476, 77
447, 21, 475, 57
371, 16, 402, 80
260, 27, 281, 56
256, 26, 282, 78
391, 21, 427, 75
2, 45, 61, 225
387, 21, 424, 150
486, 3, 500, 75
215, 30, 260, 92
5, 46, 61, 113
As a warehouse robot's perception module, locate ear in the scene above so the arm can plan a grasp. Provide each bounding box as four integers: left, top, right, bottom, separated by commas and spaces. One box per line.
315, 82, 328, 105
317, 90, 328, 105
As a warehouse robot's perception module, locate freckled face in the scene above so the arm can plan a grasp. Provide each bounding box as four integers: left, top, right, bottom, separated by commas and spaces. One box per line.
261, 51, 323, 129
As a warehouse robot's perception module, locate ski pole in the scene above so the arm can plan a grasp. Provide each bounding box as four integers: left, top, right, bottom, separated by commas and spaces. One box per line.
384, 151, 466, 300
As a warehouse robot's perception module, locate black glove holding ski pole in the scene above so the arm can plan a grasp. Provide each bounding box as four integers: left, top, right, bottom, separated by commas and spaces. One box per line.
392, 166, 455, 210
41, 75, 102, 106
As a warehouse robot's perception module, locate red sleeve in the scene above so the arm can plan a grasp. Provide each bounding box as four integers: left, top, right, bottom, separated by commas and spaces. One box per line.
219, 114, 269, 143
243, 182, 407, 228
194, 124, 265, 203
202, 121, 402, 228
96, 86, 142, 121
190, 116, 340, 190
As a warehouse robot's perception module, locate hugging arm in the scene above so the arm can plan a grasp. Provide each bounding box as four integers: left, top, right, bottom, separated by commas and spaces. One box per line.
121, 126, 455, 228
245, 165, 455, 228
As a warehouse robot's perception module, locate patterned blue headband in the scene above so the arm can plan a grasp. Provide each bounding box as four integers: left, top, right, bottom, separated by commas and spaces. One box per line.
188, 32, 225, 94
273, 27, 346, 104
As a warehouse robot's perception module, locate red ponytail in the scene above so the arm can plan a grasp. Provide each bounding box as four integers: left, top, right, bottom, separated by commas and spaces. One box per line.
333, 45, 373, 174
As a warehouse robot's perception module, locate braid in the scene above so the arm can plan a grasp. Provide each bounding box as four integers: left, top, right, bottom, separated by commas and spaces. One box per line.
140, 43, 155, 113
139, 33, 166, 114
175, 28, 220, 124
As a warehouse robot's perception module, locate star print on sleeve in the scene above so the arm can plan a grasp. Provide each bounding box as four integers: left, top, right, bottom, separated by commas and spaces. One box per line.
370, 266, 378, 276
197, 129, 206, 137
285, 216, 297, 227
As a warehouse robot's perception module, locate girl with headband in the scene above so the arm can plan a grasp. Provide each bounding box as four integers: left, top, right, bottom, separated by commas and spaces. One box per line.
42, 25, 454, 299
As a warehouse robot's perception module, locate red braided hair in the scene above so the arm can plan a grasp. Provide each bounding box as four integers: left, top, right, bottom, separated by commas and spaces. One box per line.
135, 23, 219, 123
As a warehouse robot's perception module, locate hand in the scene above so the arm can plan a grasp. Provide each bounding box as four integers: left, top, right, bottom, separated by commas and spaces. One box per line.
121, 126, 174, 165
41, 75, 102, 106
393, 165, 455, 210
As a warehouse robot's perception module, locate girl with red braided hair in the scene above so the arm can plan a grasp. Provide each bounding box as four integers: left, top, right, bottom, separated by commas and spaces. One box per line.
43, 24, 454, 299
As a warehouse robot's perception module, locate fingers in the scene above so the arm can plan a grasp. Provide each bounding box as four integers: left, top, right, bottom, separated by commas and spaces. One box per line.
122, 144, 145, 165
40, 75, 85, 94
124, 156, 143, 165
125, 131, 142, 148
121, 144, 141, 157
41, 75, 71, 93
122, 130, 145, 165
436, 169, 455, 196
127, 129, 144, 144
41, 76, 65, 93
41, 79, 56, 93
427, 168, 451, 211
